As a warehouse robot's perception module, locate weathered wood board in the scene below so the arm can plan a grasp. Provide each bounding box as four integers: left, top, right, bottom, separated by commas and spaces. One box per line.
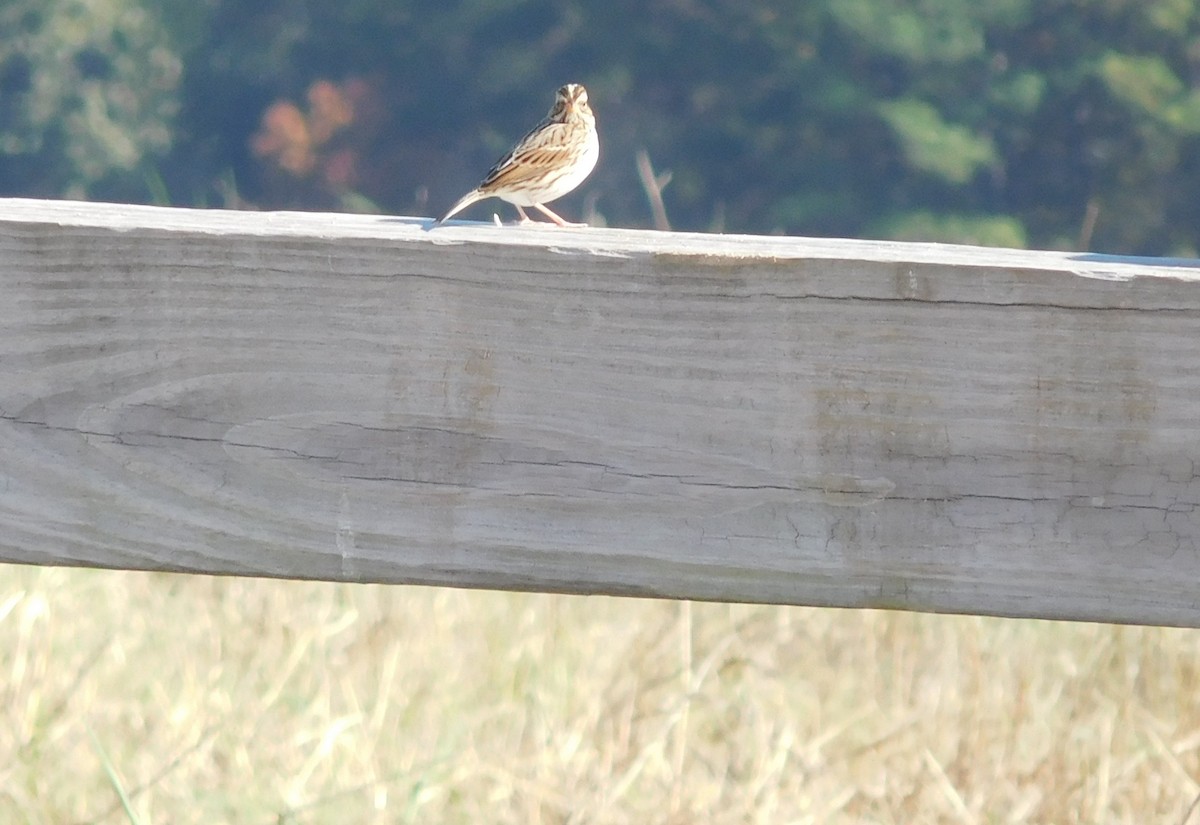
2, 198, 1199, 625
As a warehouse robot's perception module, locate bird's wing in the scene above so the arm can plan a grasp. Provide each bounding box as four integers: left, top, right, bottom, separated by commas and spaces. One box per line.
477, 120, 577, 192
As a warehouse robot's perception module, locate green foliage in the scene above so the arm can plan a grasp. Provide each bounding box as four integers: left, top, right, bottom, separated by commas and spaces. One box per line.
0, 0, 181, 199
829, 0, 1022, 64
869, 211, 1028, 248
877, 99, 998, 184
1, 0, 1198, 255
1099, 53, 1185, 118
1098, 52, 1200, 135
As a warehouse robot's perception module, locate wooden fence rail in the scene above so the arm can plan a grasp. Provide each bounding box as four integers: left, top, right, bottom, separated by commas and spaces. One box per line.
2, 198, 1199, 626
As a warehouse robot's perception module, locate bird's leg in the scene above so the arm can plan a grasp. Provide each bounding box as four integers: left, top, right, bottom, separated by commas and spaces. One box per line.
532, 203, 587, 227
514, 205, 536, 225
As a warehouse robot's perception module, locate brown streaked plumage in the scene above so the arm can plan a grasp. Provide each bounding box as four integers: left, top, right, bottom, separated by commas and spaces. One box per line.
434, 84, 599, 226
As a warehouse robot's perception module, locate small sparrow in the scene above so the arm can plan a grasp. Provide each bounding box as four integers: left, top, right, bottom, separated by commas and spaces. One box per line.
435, 83, 599, 226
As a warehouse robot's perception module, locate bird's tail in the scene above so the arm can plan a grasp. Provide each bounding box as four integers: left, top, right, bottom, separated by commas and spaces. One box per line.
434, 189, 486, 225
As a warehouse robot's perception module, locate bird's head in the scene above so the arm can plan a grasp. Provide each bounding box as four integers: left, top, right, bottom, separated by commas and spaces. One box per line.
551, 83, 593, 123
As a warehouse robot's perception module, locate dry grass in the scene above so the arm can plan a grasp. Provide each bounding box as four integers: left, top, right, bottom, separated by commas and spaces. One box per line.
2, 564, 1199, 824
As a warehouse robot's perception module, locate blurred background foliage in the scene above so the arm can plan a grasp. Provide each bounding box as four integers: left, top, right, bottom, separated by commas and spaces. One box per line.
1, 0, 1198, 254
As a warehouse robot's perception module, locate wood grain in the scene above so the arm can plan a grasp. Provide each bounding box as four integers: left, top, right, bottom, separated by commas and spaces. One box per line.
3, 198, 1200, 625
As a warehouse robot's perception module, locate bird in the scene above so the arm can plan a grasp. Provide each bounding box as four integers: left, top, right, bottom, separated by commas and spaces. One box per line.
434, 83, 599, 227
